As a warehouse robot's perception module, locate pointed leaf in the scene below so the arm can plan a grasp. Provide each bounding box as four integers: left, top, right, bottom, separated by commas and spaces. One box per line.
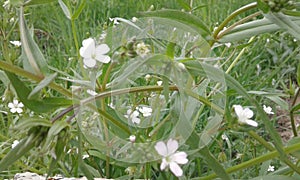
250, 175, 298, 180
72, 0, 86, 20
257, 0, 270, 13
28, 73, 57, 99
297, 62, 300, 86
15, 118, 52, 130
58, 0, 71, 20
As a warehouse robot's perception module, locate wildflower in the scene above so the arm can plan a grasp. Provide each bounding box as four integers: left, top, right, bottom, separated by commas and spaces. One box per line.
10, 41, 21, 47
129, 135, 136, 143
135, 42, 150, 57
125, 109, 141, 124
109, 17, 119, 25
157, 81, 163, 86
82, 154, 89, 159
79, 38, 111, 68
86, 89, 97, 96
132, 17, 138, 22
145, 74, 151, 81
155, 139, 188, 177
221, 134, 228, 141
138, 106, 152, 117
11, 140, 19, 149
233, 105, 258, 127
8, 100, 24, 114
263, 105, 274, 115
225, 42, 231, 48
267, 165, 275, 172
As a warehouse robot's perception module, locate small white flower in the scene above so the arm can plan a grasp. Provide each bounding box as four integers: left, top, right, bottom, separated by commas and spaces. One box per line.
177, 62, 186, 70
138, 106, 152, 117
129, 135, 136, 143
224, 42, 231, 48
236, 153, 243, 159
109, 17, 119, 25
8, 100, 24, 114
155, 139, 188, 177
87, 89, 97, 96
221, 134, 228, 141
263, 105, 274, 115
132, 17, 138, 22
157, 81, 163, 86
267, 165, 275, 172
12, 140, 19, 149
135, 42, 150, 57
125, 109, 141, 124
233, 105, 258, 127
79, 38, 111, 68
145, 74, 151, 81
82, 154, 89, 159
10, 41, 21, 47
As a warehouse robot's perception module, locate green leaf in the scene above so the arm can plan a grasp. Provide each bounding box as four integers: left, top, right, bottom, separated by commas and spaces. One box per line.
28, 73, 57, 99
264, 12, 300, 40
58, 0, 71, 20
283, 10, 300, 17
71, 0, 86, 20
297, 62, 300, 86
287, 137, 300, 159
250, 175, 298, 180
256, 0, 270, 13
24, 0, 56, 6
0, 70, 10, 86
15, 118, 52, 130
176, 0, 192, 11
5, 72, 72, 113
19, 7, 48, 75
140, 9, 210, 36
291, 103, 300, 113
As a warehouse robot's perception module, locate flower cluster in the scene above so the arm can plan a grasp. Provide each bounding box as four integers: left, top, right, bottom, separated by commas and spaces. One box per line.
124, 106, 153, 124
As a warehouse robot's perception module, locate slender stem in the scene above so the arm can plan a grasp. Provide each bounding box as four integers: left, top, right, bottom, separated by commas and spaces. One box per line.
210, 2, 257, 45
290, 87, 300, 137
0, 60, 72, 98
102, 62, 115, 91
71, 19, 85, 77
199, 142, 300, 180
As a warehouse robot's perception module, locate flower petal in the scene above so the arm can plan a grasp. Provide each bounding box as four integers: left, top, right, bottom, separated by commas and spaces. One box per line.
8, 102, 14, 109
172, 152, 188, 164
95, 54, 111, 63
18, 102, 24, 108
160, 158, 168, 170
83, 58, 96, 68
16, 108, 23, 114
169, 162, 183, 177
10, 108, 17, 113
233, 105, 243, 117
245, 119, 258, 127
96, 44, 110, 54
132, 117, 140, 124
80, 38, 95, 58
244, 107, 254, 118
155, 141, 168, 157
167, 139, 178, 154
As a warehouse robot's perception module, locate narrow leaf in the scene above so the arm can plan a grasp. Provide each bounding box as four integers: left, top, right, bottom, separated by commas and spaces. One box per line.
28, 73, 57, 99
176, 0, 192, 11
297, 62, 300, 86
72, 0, 86, 20
15, 118, 52, 130
257, 0, 270, 13
24, 0, 56, 6
58, 0, 71, 20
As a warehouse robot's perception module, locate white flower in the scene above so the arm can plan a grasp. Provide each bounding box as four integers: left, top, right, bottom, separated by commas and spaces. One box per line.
109, 17, 119, 25
145, 74, 151, 81
11, 140, 19, 149
157, 81, 163, 86
87, 89, 97, 96
135, 42, 150, 57
221, 134, 228, 141
263, 105, 274, 115
155, 139, 188, 177
224, 42, 231, 48
125, 109, 140, 124
129, 135, 136, 143
10, 41, 21, 47
82, 154, 89, 159
8, 100, 24, 114
233, 105, 258, 127
267, 165, 275, 172
138, 106, 152, 117
132, 17, 138, 22
79, 38, 111, 68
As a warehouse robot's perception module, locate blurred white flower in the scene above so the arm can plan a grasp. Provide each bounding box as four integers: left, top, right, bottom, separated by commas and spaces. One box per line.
10, 41, 21, 47
129, 135, 136, 143
221, 134, 228, 141
135, 42, 150, 57
225, 42, 231, 48
12, 140, 19, 149
155, 139, 188, 177
263, 105, 274, 115
109, 17, 119, 25
79, 38, 110, 68
233, 105, 258, 127
82, 154, 89, 159
267, 165, 275, 172
132, 17, 138, 22
145, 74, 151, 81
139, 106, 152, 117
87, 89, 97, 96
8, 100, 24, 114
177, 62, 186, 70
157, 81, 163, 86
125, 109, 140, 124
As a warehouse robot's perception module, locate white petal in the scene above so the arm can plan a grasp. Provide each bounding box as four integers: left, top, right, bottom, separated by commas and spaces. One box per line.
80, 38, 95, 58
96, 44, 110, 54
13, 99, 19, 105
83, 58, 96, 68
169, 162, 183, 177
155, 141, 168, 157
95, 54, 111, 63
245, 119, 258, 127
16, 108, 23, 114
10, 108, 17, 113
167, 139, 178, 154
18, 102, 24, 108
233, 105, 243, 117
172, 152, 188, 164
132, 117, 140, 124
160, 158, 168, 170
8, 102, 14, 109
244, 108, 254, 118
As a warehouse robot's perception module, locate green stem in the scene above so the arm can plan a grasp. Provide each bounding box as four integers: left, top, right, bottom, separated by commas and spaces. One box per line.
290, 87, 300, 137
0, 60, 72, 97
71, 19, 85, 77
199, 142, 300, 180
210, 2, 257, 45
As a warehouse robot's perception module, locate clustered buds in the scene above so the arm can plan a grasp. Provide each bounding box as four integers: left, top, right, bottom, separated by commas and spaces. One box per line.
264, 0, 296, 12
